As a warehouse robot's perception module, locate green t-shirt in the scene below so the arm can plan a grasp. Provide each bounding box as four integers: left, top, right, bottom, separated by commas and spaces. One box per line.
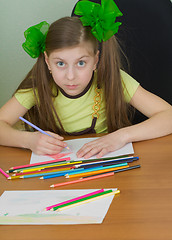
15, 70, 139, 133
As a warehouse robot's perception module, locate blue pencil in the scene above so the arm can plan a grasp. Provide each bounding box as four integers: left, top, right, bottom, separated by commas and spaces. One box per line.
65, 162, 128, 178
41, 162, 128, 180
19, 116, 70, 150
20, 168, 84, 179
19, 116, 52, 137
75, 156, 139, 168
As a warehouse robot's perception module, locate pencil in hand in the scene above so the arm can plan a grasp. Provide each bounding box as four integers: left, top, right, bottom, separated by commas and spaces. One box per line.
19, 116, 70, 150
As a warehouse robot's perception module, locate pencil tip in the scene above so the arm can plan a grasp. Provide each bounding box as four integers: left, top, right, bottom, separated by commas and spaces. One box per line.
50, 185, 54, 187
40, 177, 43, 179
7, 177, 11, 180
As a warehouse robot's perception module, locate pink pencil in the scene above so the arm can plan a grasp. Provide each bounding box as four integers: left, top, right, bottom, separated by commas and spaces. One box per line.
0, 168, 9, 178
10, 157, 71, 170
45, 189, 104, 211
50, 172, 114, 188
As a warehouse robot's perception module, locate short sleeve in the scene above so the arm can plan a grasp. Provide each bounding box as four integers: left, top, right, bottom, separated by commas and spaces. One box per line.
14, 88, 36, 109
120, 70, 140, 103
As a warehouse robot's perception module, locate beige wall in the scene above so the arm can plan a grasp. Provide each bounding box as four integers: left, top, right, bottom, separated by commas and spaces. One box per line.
0, 0, 77, 107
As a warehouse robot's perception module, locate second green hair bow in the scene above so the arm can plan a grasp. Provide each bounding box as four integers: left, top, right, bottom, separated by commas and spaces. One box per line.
74, 0, 123, 42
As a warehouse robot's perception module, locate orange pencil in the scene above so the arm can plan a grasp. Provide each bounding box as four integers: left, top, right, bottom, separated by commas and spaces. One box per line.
66, 165, 129, 179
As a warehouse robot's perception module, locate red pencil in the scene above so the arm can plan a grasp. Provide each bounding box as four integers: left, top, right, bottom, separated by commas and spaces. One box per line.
9, 157, 71, 171
50, 172, 114, 188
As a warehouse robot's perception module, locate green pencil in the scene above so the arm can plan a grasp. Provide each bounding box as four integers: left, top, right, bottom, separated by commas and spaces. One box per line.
52, 189, 113, 211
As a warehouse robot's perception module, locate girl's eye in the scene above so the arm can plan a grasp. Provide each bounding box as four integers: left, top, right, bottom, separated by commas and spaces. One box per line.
57, 61, 65, 67
78, 60, 85, 67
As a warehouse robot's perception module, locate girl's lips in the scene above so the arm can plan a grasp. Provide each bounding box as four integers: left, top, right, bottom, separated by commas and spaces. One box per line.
66, 85, 78, 90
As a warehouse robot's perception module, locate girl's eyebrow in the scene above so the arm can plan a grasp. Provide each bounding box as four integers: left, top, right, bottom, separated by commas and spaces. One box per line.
52, 55, 90, 60
79, 55, 90, 59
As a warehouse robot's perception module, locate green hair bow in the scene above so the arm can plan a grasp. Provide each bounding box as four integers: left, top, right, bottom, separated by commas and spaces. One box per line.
74, 0, 123, 42
22, 21, 49, 58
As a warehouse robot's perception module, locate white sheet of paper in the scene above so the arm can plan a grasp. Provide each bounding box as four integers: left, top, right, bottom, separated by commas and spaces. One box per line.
30, 137, 134, 164
0, 189, 116, 225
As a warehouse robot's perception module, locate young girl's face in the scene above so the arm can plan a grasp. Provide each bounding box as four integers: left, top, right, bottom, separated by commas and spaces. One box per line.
44, 42, 99, 96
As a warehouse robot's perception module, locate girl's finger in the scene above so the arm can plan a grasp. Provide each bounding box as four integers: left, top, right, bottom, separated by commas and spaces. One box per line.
77, 140, 99, 157
80, 146, 103, 159
96, 148, 109, 158
37, 143, 64, 155
45, 131, 64, 140
46, 136, 67, 148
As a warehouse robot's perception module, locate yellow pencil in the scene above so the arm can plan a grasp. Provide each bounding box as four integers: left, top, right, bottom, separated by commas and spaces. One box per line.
12, 167, 72, 177
55, 190, 120, 212
18, 161, 82, 173
8, 175, 21, 180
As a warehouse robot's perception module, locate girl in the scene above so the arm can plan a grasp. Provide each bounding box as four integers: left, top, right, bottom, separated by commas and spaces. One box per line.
0, 0, 171, 158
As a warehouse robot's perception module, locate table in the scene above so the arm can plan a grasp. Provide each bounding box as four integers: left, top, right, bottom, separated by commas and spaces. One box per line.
0, 134, 172, 240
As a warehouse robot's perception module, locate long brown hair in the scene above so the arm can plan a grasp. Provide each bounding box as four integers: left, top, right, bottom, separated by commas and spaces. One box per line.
97, 37, 131, 132
16, 17, 131, 134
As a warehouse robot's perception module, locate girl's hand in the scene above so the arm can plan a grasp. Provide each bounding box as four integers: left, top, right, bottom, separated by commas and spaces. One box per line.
77, 130, 127, 159
27, 131, 67, 155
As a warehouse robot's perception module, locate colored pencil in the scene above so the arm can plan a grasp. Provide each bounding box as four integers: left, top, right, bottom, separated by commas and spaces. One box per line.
50, 165, 141, 188
81, 164, 141, 178
8, 175, 21, 180
53, 189, 118, 211
39, 167, 84, 180
42, 163, 128, 180
12, 166, 72, 176
66, 165, 129, 179
67, 162, 128, 176
7, 159, 70, 173
74, 156, 139, 168
50, 172, 115, 188
20, 168, 84, 179
75, 154, 130, 162
19, 116, 70, 150
9, 157, 71, 171
52, 189, 113, 211
0, 168, 9, 178
8, 167, 73, 180
56, 190, 120, 212
18, 156, 135, 173
45, 189, 105, 211
66, 162, 128, 178
15, 161, 82, 173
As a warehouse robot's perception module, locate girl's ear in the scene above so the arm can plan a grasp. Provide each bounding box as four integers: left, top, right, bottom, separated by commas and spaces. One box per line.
44, 51, 51, 71
93, 50, 100, 70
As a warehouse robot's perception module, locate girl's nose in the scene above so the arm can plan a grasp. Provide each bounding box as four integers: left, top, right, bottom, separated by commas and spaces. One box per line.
66, 66, 75, 81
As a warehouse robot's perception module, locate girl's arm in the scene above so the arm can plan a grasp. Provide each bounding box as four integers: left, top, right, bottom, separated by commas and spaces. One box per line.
0, 97, 66, 154
121, 85, 172, 142
77, 85, 172, 158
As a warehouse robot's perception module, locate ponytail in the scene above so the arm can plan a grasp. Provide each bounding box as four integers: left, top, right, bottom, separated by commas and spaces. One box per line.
15, 53, 66, 134
97, 36, 131, 132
